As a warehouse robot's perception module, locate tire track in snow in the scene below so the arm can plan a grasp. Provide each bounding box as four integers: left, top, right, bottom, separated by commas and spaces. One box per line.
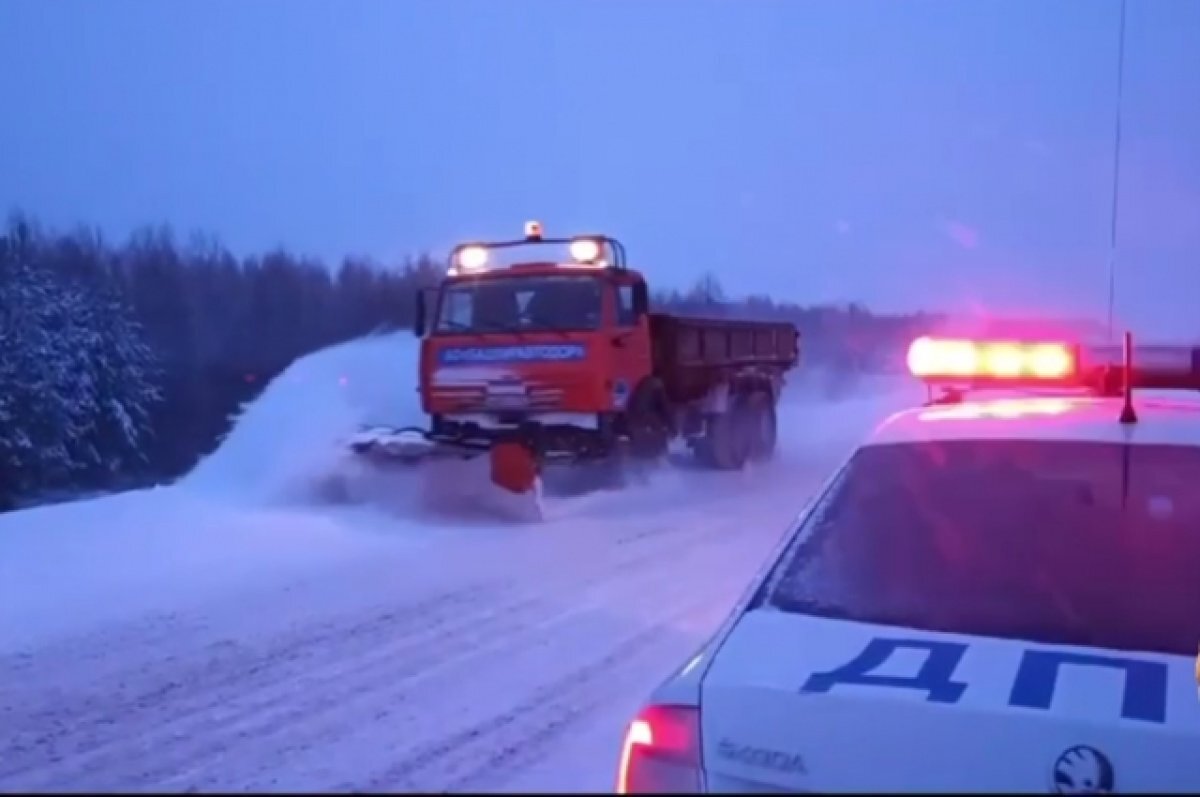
1, 581, 496, 722
5, 575, 576, 789
0, 582, 501, 772
0, 512, 755, 792
255, 526, 766, 793
141, 522, 745, 792
169, 568, 687, 792
369, 602, 701, 792
374, 585, 727, 793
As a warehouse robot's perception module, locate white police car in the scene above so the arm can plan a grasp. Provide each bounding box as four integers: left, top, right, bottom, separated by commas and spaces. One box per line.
617, 333, 1200, 793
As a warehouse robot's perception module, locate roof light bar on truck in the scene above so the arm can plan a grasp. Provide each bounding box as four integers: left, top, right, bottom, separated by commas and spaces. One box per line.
907, 332, 1200, 418
447, 220, 628, 275
455, 244, 489, 272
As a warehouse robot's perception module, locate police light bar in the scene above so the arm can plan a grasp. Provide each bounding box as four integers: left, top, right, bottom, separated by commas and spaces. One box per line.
907, 336, 1078, 383
907, 333, 1200, 395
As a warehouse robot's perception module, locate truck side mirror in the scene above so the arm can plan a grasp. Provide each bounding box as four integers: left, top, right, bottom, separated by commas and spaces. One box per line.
413, 291, 427, 337
632, 282, 650, 316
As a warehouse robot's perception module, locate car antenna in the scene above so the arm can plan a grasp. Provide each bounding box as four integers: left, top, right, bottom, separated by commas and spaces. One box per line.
1119, 329, 1138, 424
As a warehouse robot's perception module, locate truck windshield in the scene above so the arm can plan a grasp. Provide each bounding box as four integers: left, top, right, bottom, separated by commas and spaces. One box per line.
435, 275, 603, 334
760, 439, 1200, 657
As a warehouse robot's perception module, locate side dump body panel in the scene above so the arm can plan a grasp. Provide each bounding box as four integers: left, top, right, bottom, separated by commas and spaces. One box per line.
649, 313, 800, 402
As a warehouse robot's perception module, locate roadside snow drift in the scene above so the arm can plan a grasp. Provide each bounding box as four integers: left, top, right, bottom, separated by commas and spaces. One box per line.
0, 331, 921, 792
185, 333, 424, 503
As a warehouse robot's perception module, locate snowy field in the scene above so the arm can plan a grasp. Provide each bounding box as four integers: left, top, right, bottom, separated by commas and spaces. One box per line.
0, 333, 921, 792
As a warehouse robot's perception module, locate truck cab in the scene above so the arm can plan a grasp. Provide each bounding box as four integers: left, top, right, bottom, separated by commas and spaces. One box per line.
413, 223, 653, 460
410, 221, 798, 479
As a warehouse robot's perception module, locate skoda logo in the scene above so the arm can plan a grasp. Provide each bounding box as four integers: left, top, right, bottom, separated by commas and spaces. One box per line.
1052, 745, 1114, 794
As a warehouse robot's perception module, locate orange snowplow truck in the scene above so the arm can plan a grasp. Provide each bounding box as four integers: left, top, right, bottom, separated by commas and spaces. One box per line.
407, 221, 800, 495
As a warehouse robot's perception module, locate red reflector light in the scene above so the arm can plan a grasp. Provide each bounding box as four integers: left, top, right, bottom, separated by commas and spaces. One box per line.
907, 336, 1077, 382
617, 705, 702, 794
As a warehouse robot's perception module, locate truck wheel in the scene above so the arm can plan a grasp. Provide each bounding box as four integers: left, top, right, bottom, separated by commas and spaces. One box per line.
746, 391, 777, 463
627, 384, 670, 461
696, 399, 752, 471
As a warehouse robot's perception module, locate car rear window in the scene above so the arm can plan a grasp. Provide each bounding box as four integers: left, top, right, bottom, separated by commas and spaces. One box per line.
760, 440, 1200, 656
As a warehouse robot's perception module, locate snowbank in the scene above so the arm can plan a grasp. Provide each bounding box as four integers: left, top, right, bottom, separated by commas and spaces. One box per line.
185, 332, 423, 502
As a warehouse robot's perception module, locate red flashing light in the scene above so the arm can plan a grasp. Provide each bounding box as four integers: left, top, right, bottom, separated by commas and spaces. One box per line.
907, 336, 1078, 382
909, 330, 1200, 414
616, 705, 701, 794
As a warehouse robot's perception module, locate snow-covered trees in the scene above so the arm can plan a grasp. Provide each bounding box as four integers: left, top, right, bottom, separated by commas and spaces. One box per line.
0, 221, 160, 505
0, 216, 447, 509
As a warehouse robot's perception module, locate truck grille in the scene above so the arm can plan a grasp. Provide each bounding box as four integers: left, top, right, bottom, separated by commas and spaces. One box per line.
429, 379, 569, 412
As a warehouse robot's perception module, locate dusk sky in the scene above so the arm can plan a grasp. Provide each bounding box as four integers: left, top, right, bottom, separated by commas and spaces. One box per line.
2, 0, 1198, 337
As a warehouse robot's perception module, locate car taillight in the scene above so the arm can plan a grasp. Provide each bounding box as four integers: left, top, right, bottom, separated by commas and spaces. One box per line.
616, 704, 702, 794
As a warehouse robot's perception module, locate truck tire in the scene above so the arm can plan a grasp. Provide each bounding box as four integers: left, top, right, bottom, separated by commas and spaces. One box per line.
696, 397, 753, 470
626, 382, 671, 461
746, 390, 777, 463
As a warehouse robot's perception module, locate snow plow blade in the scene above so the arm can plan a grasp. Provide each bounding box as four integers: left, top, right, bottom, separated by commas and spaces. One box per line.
344, 426, 545, 522
347, 426, 443, 463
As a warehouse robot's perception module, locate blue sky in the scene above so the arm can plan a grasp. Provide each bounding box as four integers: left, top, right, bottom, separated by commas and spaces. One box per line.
2, 0, 1198, 336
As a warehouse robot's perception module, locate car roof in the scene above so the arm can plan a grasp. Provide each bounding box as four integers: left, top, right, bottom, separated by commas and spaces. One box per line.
864, 390, 1200, 448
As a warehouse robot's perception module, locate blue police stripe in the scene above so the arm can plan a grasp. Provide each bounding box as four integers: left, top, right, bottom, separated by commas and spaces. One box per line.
801, 637, 968, 703
800, 635, 1172, 723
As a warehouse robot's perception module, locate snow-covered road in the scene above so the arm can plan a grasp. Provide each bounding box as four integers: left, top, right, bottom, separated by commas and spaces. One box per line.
0, 334, 918, 792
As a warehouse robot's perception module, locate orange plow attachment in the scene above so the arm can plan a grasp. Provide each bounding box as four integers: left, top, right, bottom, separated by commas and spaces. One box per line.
489, 440, 540, 495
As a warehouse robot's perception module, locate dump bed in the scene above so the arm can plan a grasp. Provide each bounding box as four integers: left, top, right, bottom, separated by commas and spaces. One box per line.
649, 313, 800, 401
